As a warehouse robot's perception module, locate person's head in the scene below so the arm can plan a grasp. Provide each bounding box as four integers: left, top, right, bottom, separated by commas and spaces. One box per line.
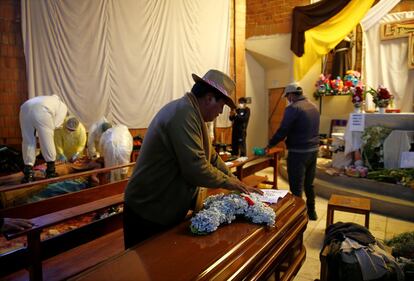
283, 82, 303, 103
100, 122, 112, 133
65, 117, 80, 132
191, 69, 236, 122
238, 97, 247, 108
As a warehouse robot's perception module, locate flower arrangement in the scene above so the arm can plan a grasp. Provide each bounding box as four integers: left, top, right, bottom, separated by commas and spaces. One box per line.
365, 85, 393, 108
351, 86, 364, 108
190, 193, 276, 235
361, 126, 392, 170
314, 70, 363, 99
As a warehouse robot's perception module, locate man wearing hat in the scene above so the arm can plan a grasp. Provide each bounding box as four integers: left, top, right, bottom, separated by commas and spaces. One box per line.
124, 69, 263, 248
265, 82, 320, 220
19, 95, 68, 183
54, 116, 87, 163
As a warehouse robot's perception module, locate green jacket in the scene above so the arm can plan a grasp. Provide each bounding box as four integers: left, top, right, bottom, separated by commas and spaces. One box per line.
125, 93, 234, 226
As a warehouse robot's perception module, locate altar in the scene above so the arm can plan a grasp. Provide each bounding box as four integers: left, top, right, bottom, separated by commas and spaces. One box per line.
70, 194, 308, 281
344, 112, 414, 157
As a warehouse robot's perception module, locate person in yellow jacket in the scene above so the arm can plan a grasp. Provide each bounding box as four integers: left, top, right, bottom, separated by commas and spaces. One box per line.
54, 116, 87, 163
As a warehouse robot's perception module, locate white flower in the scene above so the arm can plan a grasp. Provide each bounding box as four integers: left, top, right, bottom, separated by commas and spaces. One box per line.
190, 193, 276, 235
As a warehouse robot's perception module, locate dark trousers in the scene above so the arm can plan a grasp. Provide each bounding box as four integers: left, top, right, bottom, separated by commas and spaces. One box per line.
287, 151, 318, 209
123, 204, 169, 249
231, 134, 247, 156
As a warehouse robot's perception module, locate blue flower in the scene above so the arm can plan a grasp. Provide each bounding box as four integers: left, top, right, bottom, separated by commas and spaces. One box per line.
190, 193, 276, 235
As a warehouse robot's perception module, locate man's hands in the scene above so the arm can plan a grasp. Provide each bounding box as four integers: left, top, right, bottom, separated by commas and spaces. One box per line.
1, 218, 33, 233
226, 177, 264, 195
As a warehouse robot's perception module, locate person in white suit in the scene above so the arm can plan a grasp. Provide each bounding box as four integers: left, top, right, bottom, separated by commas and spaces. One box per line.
87, 117, 112, 159
99, 124, 133, 181
19, 95, 68, 183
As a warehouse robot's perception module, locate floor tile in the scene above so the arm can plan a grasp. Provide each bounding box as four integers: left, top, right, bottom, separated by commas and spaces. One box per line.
295, 256, 321, 281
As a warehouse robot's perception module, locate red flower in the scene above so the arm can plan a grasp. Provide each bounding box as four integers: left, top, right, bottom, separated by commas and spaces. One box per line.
242, 195, 255, 206
352, 86, 364, 104
377, 87, 391, 100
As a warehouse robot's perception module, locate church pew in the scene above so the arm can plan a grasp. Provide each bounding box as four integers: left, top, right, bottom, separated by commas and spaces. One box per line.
231, 147, 282, 188
0, 164, 134, 281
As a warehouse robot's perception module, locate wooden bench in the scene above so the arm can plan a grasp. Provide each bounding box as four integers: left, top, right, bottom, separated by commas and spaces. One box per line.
326, 194, 371, 229
0, 163, 134, 281
231, 147, 282, 189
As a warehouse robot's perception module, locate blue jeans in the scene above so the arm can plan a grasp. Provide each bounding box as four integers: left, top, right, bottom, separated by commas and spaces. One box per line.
287, 151, 318, 209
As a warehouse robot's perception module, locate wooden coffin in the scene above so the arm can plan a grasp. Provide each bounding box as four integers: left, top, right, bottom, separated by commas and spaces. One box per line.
71, 193, 308, 281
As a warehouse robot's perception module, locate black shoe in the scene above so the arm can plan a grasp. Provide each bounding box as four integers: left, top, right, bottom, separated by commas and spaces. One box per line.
21, 165, 34, 183
46, 161, 58, 178
307, 210, 318, 221
21, 174, 34, 183
46, 171, 58, 178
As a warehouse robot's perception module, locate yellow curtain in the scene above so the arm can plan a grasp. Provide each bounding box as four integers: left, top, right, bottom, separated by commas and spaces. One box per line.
294, 0, 374, 80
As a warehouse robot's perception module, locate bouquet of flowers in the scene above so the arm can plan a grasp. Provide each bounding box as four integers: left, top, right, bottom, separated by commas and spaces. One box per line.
190, 193, 275, 235
314, 70, 362, 99
361, 126, 392, 170
366, 85, 393, 108
351, 86, 364, 108
343, 70, 362, 93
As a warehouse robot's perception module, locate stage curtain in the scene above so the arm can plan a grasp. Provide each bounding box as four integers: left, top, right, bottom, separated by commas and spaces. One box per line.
291, 0, 350, 57
21, 0, 231, 128
293, 0, 374, 81
362, 11, 414, 112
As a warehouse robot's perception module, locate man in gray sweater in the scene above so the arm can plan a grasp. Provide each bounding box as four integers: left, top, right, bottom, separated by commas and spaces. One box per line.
124, 70, 262, 248
266, 82, 320, 220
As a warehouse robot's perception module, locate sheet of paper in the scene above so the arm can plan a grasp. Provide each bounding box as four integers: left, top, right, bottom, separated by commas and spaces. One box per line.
257, 189, 289, 204
349, 113, 365, 132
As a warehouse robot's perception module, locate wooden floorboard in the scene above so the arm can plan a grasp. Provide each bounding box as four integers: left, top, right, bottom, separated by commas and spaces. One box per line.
3, 229, 124, 281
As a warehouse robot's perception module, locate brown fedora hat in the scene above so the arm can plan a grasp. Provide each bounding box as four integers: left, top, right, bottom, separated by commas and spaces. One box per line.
192, 69, 236, 109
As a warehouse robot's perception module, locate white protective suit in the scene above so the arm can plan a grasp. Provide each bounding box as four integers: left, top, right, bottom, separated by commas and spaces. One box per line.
87, 117, 110, 159
99, 124, 133, 181
19, 95, 68, 166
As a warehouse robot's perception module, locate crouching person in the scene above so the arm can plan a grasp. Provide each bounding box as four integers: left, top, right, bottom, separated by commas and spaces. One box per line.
19, 95, 68, 183
99, 124, 133, 181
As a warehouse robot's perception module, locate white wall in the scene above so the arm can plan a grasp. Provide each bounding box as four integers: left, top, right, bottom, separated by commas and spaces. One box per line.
246, 34, 355, 137
245, 52, 267, 154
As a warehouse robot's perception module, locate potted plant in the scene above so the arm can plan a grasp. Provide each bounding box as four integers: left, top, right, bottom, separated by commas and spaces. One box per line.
351, 86, 364, 113
366, 85, 394, 113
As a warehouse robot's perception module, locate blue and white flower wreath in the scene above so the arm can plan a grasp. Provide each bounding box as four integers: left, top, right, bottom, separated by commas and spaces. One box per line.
190, 193, 276, 235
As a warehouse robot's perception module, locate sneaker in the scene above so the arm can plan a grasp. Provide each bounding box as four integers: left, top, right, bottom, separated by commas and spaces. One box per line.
307, 210, 318, 221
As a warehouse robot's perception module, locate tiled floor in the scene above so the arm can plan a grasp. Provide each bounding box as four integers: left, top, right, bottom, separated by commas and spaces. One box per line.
257, 168, 414, 281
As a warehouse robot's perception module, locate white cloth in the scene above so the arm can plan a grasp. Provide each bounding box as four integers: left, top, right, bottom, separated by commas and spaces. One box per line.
87, 117, 110, 158
383, 130, 414, 169
99, 124, 133, 181
360, 0, 400, 31
344, 113, 414, 155
362, 11, 414, 112
21, 0, 231, 129
19, 95, 68, 165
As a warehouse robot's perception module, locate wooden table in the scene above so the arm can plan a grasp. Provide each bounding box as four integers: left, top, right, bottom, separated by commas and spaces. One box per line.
70, 193, 308, 281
